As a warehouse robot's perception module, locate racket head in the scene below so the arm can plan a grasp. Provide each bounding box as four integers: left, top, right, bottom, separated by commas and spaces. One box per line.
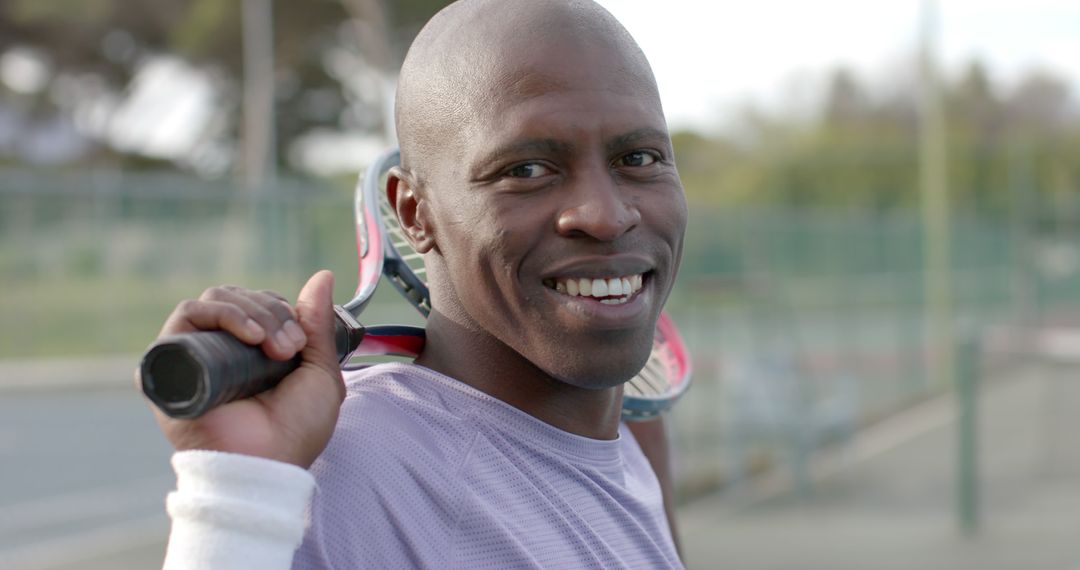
345, 149, 398, 315
621, 311, 692, 421
359, 148, 431, 317
359, 148, 692, 419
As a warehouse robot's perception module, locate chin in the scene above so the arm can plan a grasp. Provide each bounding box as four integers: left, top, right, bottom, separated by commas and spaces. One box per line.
539, 334, 654, 390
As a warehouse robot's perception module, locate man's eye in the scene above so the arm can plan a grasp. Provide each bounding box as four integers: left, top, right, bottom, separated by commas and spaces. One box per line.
506, 163, 551, 178
618, 151, 658, 167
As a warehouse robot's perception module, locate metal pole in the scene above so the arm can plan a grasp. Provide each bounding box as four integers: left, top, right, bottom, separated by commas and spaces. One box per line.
242, 0, 277, 192
1007, 145, 1036, 324
338, 0, 396, 141
240, 0, 278, 275
918, 0, 954, 392
956, 333, 980, 535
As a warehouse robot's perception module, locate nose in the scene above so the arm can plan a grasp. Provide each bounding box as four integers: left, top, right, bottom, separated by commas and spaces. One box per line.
555, 169, 641, 241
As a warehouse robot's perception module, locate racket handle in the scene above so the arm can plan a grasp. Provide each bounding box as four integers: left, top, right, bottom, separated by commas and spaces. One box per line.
139, 306, 364, 419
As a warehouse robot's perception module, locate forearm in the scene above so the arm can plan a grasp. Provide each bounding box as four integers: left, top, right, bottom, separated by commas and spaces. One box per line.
163, 450, 315, 570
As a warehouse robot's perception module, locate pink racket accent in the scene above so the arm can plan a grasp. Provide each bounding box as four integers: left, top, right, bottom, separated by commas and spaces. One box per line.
352, 148, 691, 421
356, 206, 383, 297
354, 329, 426, 358
654, 311, 691, 388
619, 311, 691, 419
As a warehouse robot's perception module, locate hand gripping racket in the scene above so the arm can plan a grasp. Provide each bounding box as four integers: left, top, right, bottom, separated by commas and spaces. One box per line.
138, 156, 424, 419
140, 149, 691, 421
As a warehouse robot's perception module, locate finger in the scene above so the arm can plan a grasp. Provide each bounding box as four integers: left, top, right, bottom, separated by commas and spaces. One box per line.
201, 286, 295, 324
257, 289, 292, 306
294, 270, 339, 374
160, 299, 266, 344
256, 271, 344, 467
256, 290, 303, 334
244, 289, 306, 356
199, 287, 305, 359
260, 270, 344, 413
248, 288, 299, 322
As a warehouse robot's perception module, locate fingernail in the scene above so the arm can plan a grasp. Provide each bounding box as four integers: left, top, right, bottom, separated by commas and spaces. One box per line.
244, 319, 263, 339
275, 329, 295, 352
283, 320, 307, 346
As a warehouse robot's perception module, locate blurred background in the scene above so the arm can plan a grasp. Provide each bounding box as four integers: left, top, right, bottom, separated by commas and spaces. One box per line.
1, 0, 1078, 568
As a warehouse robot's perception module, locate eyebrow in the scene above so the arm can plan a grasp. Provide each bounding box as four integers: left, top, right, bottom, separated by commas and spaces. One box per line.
472, 127, 671, 179
604, 127, 670, 154
490, 138, 574, 159
473, 138, 575, 176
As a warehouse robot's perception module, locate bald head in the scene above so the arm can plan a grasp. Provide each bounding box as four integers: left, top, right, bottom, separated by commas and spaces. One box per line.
394, 0, 661, 180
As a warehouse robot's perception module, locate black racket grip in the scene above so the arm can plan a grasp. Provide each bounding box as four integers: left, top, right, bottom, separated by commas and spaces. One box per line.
140, 306, 364, 419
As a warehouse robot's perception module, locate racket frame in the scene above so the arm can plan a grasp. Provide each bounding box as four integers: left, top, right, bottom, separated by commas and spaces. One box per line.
356, 148, 691, 421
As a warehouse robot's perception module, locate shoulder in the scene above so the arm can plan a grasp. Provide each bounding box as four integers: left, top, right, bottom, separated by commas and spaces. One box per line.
296, 363, 482, 567
316, 362, 482, 479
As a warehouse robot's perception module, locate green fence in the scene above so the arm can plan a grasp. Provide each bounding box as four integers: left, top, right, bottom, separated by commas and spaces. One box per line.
4, 167, 1080, 499
664, 201, 1080, 498
0, 169, 425, 358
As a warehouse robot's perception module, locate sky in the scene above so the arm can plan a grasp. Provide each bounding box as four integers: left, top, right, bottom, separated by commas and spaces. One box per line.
596, 0, 1080, 131
5, 0, 1077, 173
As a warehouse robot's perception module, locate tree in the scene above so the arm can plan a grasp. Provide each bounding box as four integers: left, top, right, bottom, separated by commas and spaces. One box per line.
0, 0, 453, 173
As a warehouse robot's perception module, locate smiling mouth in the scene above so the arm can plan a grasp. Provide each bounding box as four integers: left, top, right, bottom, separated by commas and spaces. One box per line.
542, 273, 646, 305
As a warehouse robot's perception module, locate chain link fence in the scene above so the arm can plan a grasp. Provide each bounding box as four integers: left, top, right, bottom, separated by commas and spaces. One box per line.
4, 167, 1080, 501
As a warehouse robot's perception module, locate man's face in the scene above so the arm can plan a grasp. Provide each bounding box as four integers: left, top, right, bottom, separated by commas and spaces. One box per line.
418, 39, 687, 389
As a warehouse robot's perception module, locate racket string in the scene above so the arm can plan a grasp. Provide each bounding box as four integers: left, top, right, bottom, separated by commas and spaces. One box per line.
380, 199, 427, 279
369, 158, 687, 421
378, 180, 431, 315
626, 351, 671, 398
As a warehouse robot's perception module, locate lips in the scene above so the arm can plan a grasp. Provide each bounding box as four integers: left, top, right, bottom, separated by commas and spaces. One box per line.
542, 274, 645, 305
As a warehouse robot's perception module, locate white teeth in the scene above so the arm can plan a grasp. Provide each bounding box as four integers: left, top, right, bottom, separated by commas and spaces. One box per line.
549, 273, 646, 299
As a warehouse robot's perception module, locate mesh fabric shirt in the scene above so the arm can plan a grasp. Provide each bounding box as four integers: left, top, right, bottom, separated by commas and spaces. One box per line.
293, 362, 682, 569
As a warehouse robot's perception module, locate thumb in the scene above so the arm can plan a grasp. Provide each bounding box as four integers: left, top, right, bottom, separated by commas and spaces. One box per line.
295, 269, 339, 373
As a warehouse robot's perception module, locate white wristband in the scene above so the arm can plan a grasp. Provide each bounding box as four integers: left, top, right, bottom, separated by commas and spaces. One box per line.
162, 450, 316, 570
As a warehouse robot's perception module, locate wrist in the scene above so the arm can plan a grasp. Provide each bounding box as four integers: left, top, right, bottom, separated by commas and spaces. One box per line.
168, 450, 315, 539
163, 450, 316, 569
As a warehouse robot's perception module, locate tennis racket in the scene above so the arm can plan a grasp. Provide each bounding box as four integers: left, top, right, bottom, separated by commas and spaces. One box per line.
140, 149, 691, 421
139, 157, 424, 419
351, 149, 691, 421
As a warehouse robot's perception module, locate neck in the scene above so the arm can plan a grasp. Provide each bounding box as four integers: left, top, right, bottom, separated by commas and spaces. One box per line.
415, 309, 623, 440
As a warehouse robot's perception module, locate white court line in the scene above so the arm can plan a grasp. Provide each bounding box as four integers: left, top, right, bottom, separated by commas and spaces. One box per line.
0, 514, 167, 570
819, 392, 957, 476
709, 376, 1029, 509
0, 476, 171, 534
718, 393, 956, 507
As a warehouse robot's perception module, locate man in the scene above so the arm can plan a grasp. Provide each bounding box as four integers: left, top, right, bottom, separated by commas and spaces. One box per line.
152, 0, 688, 567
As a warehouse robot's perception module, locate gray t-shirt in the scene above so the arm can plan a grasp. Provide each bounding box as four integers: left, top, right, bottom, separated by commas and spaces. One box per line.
293, 362, 682, 569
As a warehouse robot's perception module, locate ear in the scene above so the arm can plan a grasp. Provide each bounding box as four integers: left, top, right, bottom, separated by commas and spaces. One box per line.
386, 166, 437, 253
